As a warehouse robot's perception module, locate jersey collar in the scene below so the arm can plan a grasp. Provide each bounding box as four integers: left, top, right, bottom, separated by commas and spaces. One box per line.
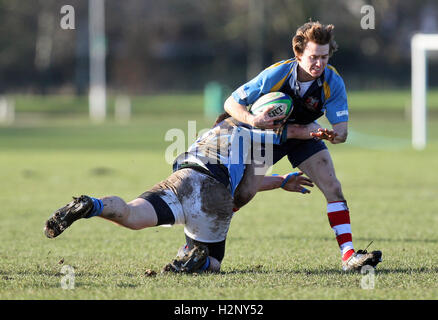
289, 61, 325, 96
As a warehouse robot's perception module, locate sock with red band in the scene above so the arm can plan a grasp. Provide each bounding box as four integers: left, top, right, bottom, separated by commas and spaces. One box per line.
327, 201, 355, 261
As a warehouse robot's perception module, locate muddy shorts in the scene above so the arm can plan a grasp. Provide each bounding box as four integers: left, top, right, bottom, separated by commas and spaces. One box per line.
138, 168, 234, 243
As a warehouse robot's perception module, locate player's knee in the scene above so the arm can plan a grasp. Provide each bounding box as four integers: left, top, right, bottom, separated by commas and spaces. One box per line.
102, 196, 131, 217
123, 208, 143, 230
332, 179, 343, 197
324, 178, 344, 201
123, 199, 149, 230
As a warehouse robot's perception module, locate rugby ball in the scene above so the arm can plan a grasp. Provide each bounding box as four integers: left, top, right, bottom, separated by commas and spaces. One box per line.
250, 92, 293, 123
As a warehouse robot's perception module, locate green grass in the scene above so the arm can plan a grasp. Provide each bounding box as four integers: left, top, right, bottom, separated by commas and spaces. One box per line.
0, 94, 437, 300
348, 89, 438, 111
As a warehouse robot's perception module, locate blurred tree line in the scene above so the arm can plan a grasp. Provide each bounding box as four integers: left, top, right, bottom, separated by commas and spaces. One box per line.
0, 0, 437, 95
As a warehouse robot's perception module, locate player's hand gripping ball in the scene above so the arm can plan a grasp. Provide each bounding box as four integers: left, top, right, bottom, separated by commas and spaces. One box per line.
250, 92, 293, 125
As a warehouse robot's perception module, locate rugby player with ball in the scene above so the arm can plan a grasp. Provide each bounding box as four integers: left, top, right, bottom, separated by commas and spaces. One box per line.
220, 21, 382, 271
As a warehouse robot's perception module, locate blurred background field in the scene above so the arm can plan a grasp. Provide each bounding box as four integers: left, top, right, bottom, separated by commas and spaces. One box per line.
4, 89, 438, 113
1, 0, 438, 300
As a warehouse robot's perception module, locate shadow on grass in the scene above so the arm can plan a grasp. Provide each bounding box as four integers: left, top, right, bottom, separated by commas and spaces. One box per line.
3, 269, 140, 279
373, 267, 438, 275
1, 269, 146, 289
221, 267, 438, 276
220, 268, 346, 276
231, 235, 438, 244
4, 265, 436, 281
353, 237, 438, 244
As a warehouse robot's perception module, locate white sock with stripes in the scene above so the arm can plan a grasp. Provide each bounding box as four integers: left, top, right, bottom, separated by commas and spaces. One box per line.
327, 201, 355, 261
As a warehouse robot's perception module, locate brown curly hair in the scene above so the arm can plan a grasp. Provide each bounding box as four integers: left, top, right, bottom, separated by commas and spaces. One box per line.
292, 21, 339, 57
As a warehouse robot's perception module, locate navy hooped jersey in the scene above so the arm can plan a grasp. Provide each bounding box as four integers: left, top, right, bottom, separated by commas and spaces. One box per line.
231, 58, 349, 125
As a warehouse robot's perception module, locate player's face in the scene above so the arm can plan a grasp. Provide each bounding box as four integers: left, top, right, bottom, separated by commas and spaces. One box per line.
297, 41, 330, 80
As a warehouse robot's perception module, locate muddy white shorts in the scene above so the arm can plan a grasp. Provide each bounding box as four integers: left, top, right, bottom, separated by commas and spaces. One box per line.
138, 168, 234, 243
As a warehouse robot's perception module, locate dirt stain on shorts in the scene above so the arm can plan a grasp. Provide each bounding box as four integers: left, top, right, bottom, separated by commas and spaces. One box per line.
200, 176, 234, 235
139, 168, 234, 241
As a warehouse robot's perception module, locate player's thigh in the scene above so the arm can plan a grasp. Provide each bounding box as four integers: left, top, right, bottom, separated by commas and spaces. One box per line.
137, 171, 189, 227
124, 198, 158, 228
170, 169, 235, 243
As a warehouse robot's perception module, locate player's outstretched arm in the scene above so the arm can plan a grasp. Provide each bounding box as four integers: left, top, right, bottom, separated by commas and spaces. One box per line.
258, 172, 314, 193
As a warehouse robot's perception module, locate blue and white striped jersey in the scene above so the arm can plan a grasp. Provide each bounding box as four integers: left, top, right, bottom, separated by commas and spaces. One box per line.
173, 118, 288, 196
231, 58, 348, 125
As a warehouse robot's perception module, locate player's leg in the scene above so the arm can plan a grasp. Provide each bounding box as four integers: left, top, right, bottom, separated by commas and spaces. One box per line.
288, 140, 381, 271
186, 237, 224, 272
44, 195, 105, 238
297, 149, 355, 261
44, 193, 167, 238
98, 196, 158, 230
296, 149, 344, 202
167, 236, 225, 273
44, 172, 184, 238
162, 169, 234, 273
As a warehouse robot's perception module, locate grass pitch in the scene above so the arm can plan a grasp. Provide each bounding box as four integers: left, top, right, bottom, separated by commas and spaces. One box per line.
0, 92, 437, 300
